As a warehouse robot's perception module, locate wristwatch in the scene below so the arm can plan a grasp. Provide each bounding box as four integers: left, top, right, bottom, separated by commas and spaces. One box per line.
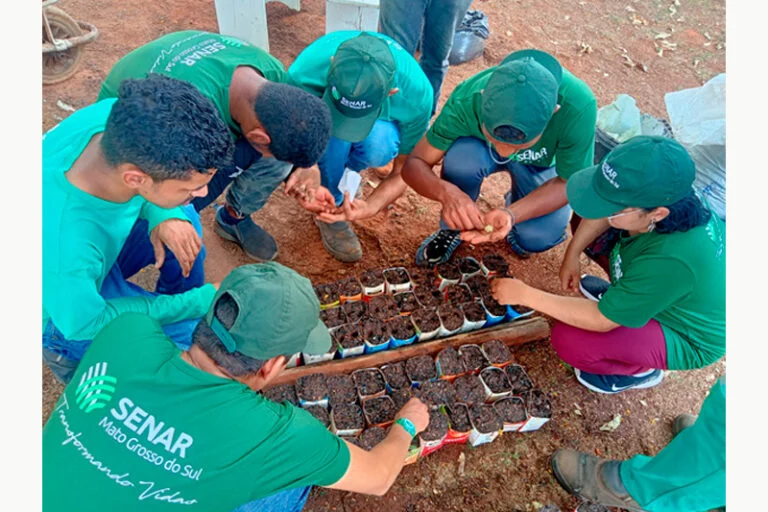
394, 417, 417, 438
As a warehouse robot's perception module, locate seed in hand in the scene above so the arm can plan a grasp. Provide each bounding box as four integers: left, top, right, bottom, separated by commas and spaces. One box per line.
484, 225, 494, 233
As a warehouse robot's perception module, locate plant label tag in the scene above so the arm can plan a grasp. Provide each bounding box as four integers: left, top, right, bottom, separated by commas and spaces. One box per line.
338, 168, 362, 200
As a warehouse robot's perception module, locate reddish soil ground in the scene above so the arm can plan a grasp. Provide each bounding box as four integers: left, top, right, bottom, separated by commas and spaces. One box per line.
42, 0, 725, 510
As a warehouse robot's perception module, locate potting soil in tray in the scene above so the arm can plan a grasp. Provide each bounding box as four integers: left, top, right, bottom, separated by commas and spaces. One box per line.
263, 384, 298, 406
369, 295, 399, 320
446, 284, 474, 305
482, 294, 508, 317
359, 426, 388, 450
384, 268, 410, 285
296, 373, 329, 402
353, 369, 386, 397
342, 300, 368, 323
446, 403, 472, 432
469, 404, 503, 434
505, 364, 534, 395
438, 304, 464, 331
414, 286, 444, 309
464, 274, 490, 297
359, 269, 385, 289
394, 291, 420, 314
305, 405, 331, 428
409, 267, 437, 289
389, 316, 416, 340
420, 410, 449, 442
361, 316, 390, 346
522, 389, 552, 418
482, 254, 509, 275
381, 361, 410, 389
326, 375, 358, 406
313, 283, 339, 305
458, 257, 481, 275
483, 339, 512, 365
436, 261, 461, 280
453, 374, 486, 405
363, 396, 396, 425
388, 387, 413, 410
411, 307, 441, 333
436, 347, 464, 377
462, 301, 487, 322
416, 379, 456, 408
460, 345, 490, 373
343, 435, 364, 449
332, 403, 365, 430
480, 367, 512, 393
405, 355, 437, 383
494, 397, 527, 423
337, 277, 363, 297
320, 306, 347, 329
332, 323, 364, 349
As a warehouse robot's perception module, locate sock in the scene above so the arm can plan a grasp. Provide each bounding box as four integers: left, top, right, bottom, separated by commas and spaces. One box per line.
219, 204, 245, 225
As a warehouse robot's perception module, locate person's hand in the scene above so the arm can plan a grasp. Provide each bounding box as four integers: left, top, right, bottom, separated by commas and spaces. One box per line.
460, 208, 514, 244
315, 192, 376, 224
559, 254, 581, 293
395, 397, 430, 434
297, 185, 337, 214
150, 219, 201, 278
491, 277, 529, 306
440, 185, 486, 232
285, 166, 336, 213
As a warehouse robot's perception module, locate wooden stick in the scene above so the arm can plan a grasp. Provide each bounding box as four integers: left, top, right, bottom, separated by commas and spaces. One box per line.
268, 316, 550, 388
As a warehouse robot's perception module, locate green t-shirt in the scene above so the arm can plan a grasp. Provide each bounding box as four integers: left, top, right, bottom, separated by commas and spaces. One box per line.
42, 99, 216, 341
287, 30, 433, 154
426, 66, 597, 180
43, 313, 351, 511
598, 214, 726, 370
98, 30, 287, 136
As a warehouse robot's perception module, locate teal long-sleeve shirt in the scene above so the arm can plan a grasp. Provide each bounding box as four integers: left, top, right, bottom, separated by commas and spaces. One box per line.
42, 99, 216, 341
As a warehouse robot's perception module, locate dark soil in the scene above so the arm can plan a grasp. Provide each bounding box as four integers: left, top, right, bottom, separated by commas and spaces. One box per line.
411, 307, 441, 333
505, 365, 535, 395
510, 305, 535, 316
342, 435, 364, 449
337, 277, 363, 297
416, 380, 456, 409
462, 302, 487, 322
576, 503, 610, 512
359, 269, 384, 289
327, 375, 357, 407
388, 387, 413, 410
494, 397, 528, 424
381, 361, 410, 390
453, 374, 486, 405
481, 294, 508, 317
320, 306, 347, 329
384, 267, 410, 285
446, 403, 472, 433
368, 295, 399, 320
420, 410, 449, 442
464, 274, 490, 298
332, 403, 365, 431
458, 257, 481, 275
359, 426, 388, 450
332, 323, 364, 349
436, 261, 461, 280
446, 284, 474, 305
460, 345, 490, 373
438, 304, 464, 331
313, 283, 339, 306
296, 373, 329, 402
394, 291, 420, 314
305, 405, 331, 428
469, 404, 503, 434
483, 339, 513, 365
405, 355, 438, 383
436, 347, 464, 377
353, 369, 386, 397
482, 254, 509, 275
480, 367, 512, 394
414, 286, 444, 309
263, 384, 298, 406
363, 396, 397, 425
342, 300, 368, 323
408, 267, 437, 289
361, 316, 390, 346
523, 389, 553, 418
389, 316, 417, 340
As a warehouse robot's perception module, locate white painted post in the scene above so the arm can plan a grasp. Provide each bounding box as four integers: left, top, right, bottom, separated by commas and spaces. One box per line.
214, 0, 302, 52
325, 0, 380, 34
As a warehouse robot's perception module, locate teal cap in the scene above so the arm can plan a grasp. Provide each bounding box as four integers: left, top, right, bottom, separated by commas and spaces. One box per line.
205, 263, 331, 360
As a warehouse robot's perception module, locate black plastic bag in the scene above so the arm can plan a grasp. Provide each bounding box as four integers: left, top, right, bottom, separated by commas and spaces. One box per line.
449, 10, 490, 65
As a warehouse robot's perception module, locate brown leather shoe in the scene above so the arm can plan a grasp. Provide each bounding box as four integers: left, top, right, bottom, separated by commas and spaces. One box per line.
314, 218, 363, 262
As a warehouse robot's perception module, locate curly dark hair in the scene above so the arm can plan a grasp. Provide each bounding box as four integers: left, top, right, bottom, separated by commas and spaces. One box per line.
254, 82, 331, 167
101, 74, 234, 181
645, 191, 712, 234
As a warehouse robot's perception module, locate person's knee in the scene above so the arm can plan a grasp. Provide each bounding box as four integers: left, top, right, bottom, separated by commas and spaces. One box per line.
442, 138, 490, 188
550, 322, 584, 367
353, 123, 400, 168
511, 224, 567, 253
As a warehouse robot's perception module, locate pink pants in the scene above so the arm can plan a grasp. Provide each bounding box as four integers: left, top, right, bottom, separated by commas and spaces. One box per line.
550, 320, 668, 375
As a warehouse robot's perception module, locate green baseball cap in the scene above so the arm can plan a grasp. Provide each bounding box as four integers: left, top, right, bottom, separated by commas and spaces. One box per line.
567, 136, 696, 219
323, 32, 396, 143
205, 262, 331, 360
481, 49, 563, 144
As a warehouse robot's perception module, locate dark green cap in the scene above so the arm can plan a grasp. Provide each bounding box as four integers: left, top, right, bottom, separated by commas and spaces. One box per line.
567, 136, 696, 219
205, 263, 331, 360
481, 49, 562, 144
323, 32, 396, 143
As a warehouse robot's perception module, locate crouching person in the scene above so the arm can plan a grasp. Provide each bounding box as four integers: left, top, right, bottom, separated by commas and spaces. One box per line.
42, 263, 429, 512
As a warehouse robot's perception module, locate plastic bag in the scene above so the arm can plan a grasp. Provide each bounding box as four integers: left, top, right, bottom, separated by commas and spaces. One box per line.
596, 94, 642, 143
449, 10, 489, 65
664, 74, 726, 220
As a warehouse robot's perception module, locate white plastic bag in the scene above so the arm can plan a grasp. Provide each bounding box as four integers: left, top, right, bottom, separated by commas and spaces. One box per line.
665, 74, 726, 220
596, 94, 642, 143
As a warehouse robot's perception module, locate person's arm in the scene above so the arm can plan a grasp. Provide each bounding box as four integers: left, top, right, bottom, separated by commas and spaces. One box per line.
505, 176, 568, 225
139, 202, 188, 233
559, 218, 611, 292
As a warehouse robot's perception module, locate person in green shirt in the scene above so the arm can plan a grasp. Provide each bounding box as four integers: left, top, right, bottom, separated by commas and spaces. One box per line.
288, 31, 433, 262
99, 30, 335, 262
43, 262, 430, 512
43, 74, 234, 384
401, 49, 597, 266
491, 136, 726, 394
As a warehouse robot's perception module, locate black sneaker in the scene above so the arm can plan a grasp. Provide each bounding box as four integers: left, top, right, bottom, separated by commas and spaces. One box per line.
214, 205, 278, 261
415, 229, 462, 267
579, 274, 610, 302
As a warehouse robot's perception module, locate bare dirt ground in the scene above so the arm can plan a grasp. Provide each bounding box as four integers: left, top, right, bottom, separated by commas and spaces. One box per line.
42, 0, 725, 510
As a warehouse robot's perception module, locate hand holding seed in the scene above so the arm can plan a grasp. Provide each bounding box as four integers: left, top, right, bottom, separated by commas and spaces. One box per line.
460, 209, 514, 244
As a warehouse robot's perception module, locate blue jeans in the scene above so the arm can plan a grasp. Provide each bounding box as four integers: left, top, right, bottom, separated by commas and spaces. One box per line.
232, 486, 311, 512
42, 204, 206, 384
440, 137, 571, 254
379, 0, 473, 115
318, 119, 400, 205
192, 136, 293, 216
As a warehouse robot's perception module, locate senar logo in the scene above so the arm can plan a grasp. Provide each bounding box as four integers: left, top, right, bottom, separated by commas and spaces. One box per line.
75, 362, 117, 414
